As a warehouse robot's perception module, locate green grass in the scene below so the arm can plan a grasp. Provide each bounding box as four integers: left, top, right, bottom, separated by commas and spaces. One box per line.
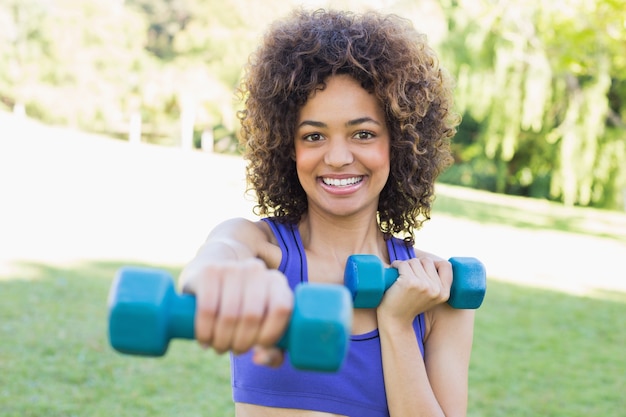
2, 261, 625, 416
434, 184, 626, 242
469, 281, 625, 416
0, 262, 233, 417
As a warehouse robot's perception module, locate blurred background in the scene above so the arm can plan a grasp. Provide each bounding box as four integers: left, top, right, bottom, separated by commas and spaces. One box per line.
2, 0, 625, 208
1, 0, 625, 416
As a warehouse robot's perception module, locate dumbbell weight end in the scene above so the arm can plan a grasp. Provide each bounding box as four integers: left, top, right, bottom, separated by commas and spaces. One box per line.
108, 266, 196, 356
448, 257, 486, 309
344, 256, 398, 308
277, 284, 353, 372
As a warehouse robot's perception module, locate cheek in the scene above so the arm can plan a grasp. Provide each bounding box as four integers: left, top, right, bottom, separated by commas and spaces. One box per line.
294, 147, 316, 180
372, 143, 391, 175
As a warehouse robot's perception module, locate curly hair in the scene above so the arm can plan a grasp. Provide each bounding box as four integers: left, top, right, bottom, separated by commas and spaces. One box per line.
237, 8, 458, 244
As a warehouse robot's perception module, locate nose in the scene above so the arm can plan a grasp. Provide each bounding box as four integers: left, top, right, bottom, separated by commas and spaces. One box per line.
324, 138, 354, 167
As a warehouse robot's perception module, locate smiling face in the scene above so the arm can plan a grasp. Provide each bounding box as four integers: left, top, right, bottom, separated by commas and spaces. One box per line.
294, 74, 391, 220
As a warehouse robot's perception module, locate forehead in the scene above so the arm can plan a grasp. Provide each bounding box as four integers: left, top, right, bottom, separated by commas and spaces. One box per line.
298, 74, 385, 123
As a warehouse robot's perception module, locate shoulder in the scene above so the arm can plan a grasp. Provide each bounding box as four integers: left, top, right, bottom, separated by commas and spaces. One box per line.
207, 217, 277, 240
412, 247, 445, 262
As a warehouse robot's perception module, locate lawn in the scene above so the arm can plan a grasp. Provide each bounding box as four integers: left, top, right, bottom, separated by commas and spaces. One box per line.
1, 259, 624, 416
0, 262, 233, 417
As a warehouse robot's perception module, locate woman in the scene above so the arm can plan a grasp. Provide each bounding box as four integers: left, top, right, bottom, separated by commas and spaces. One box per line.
180, 8, 474, 417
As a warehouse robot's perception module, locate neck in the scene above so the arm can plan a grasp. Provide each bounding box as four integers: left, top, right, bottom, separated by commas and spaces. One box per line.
298, 210, 389, 264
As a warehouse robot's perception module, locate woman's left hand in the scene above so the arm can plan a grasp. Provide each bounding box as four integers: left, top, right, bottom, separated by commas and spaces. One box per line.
377, 257, 453, 324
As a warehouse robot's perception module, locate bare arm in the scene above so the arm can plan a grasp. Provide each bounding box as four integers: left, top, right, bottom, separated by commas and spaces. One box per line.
424, 306, 475, 415
180, 217, 277, 291
178, 218, 292, 364
377, 257, 475, 417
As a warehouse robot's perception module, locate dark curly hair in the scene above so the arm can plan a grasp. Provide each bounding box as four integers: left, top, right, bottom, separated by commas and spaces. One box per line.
237, 8, 458, 244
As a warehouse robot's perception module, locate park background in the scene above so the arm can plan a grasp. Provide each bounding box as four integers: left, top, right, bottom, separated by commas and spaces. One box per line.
1, 0, 625, 416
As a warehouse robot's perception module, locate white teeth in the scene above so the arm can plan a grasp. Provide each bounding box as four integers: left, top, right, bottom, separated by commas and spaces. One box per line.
322, 177, 362, 187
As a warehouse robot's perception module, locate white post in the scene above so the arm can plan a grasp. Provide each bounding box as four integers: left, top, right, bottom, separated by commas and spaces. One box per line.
129, 112, 141, 144
201, 129, 214, 152
13, 103, 26, 118
180, 97, 196, 151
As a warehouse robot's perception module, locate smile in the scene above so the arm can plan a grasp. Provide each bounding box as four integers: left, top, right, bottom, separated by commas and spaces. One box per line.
321, 176, 363, 187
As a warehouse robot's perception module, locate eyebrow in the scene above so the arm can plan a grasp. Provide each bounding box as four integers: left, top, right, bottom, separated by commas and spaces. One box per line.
297, 117, 382, 129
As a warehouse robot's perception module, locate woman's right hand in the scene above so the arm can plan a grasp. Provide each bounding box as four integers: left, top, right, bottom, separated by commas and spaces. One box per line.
180, 256, 294, 366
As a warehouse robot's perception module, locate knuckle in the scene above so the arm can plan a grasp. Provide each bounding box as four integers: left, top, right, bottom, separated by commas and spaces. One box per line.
194, 306, 216, 343
242, 257, 266, 273
198, 262, 227, 280
406, 258, 422, 269
268, 269, 290, 286
194, 320, 212, 341
232, 347, 249, 356
419, 257, 434, 267
195, 331, 211, 345
218, 310, 238, 328
239, 310, 262, 329
259, 328, 284, 347
231, 336, 254, 355
272, 297, 294, 317
256, 332, 278, 347
212, 328, 234, 353
427, 285, 440, 299
440, 287, 451, 303
196, 299, 218, 317
212, 342, 228, 354
438, 259, 452, 270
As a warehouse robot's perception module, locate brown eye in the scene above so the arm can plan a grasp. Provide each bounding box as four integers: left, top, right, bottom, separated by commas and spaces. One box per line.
354, 131, 375, 140
304, 133, 324, 142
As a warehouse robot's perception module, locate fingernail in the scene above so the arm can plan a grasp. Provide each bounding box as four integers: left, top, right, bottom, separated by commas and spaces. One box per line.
253, 348, 270, 365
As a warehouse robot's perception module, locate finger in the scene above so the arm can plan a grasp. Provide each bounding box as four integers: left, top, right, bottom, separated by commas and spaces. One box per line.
230, 275, 268, 354
391, 259, 417, 281
434, 258, 453, 300
194, 271, 222, 348
418, 257, 451, 300
212, 274, 243, 353
399, 258, 449, 303
417, 257, 440, 282
252, 346, 285, 368
256, 272, 294, 347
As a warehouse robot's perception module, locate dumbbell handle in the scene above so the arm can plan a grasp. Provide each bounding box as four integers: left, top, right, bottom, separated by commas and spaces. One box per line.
149, 293, 300, 348
110, 270, 292, 351
162, 292, 196, 340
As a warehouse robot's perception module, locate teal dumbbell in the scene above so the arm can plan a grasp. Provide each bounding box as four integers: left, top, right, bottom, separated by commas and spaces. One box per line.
344, 255, 486, 309
107, 266, 353, 372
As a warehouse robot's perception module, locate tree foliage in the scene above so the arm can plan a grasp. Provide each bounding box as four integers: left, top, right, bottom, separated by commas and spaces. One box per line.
438, 0, 626, 209
0, 0, 149, 130
0, 0, 624, 209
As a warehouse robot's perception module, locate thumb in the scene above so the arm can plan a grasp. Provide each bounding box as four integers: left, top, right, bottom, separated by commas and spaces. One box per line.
252, 346, 285, 368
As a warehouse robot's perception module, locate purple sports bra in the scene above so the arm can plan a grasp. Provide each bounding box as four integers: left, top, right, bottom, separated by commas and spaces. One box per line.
230, 218, 426, 416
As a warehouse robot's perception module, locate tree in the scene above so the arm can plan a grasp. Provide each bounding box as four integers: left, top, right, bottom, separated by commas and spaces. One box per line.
0, 0, 149, 130
439, 0, 626, 209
